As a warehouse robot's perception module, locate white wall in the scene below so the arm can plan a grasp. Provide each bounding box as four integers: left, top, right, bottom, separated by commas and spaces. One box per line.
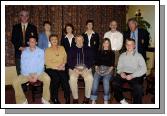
126, 5, 155, 47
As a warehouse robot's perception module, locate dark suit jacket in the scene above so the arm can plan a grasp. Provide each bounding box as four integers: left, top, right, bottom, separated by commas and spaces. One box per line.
123, 28, 150, 60
11, 23, 37, 58
61, 35, 76, 53
82, 32, 100, 53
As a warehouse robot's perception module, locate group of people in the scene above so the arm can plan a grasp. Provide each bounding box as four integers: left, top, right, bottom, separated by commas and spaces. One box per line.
11, 10, 149, 104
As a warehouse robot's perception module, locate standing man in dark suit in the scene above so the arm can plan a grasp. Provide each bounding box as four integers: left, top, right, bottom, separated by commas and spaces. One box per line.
11, 10, 38, 75
124, 18, 150, 60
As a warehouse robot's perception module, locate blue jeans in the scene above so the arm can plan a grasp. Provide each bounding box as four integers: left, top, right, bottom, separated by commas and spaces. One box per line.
90, 72, 112, 101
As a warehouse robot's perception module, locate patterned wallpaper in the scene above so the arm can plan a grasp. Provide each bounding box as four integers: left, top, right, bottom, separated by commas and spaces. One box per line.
5, 5, 127, 66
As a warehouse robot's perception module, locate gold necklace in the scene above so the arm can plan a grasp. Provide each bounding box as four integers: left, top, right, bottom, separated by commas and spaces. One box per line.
52, 46, 59, 56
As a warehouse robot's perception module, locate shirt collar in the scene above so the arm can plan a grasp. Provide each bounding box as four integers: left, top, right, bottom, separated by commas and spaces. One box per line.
28, 46, 37, 52
21, 23, 28, 27
131, 28, 138, 34
126, 50, 136, 56
110, 30, 118, 33
65, 34, 74, 39
84, 31, 95, 34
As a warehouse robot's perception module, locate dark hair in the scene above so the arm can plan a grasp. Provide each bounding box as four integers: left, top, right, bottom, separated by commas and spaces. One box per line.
64, 23, 74, 34
101, 38, 112, 50
49, 34, 59, 41
86, 20, 94, 26
43, 21, 51, 26
29, 36, 37, 41
125, 38, 136, 44
110, 20, 117, 24
127, 18, 137, 24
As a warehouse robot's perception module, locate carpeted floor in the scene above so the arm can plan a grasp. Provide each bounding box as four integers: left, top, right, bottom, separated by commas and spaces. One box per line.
5, 79, 155, 104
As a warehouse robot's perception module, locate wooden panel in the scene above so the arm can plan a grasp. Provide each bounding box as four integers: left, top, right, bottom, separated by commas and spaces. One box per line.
5, 5, 127, 66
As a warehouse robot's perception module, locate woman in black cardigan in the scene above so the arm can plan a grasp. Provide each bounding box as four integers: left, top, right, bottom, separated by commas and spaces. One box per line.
61, 23, 76, 53
82, 20, 100, 55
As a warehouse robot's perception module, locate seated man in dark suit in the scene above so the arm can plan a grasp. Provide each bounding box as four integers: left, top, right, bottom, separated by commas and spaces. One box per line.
124, 18, 150, 60
11, 10, 37, 75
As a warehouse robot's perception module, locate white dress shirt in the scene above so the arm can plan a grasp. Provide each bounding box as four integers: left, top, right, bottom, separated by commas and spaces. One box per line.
65, 34, 74, 47
48, 41, 51, 47
85, 31, 95, 47
21, 23, 28, 31
104, 30, 123, 51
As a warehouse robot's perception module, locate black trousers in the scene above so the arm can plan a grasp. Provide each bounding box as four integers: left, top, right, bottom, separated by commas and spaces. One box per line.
45, 69, 70, 101
112, 73, 144, 104
15, 58, 21, 75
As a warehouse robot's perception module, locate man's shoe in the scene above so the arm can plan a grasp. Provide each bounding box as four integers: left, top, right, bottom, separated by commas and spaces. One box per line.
22, 99, 28, 104
73, 99, 78, 104
91, 100, 96, 104
120, 99, 129, 104
42, 98, 50, 104
82, 97, 90, 104
104, 100, 108, 104
52, 99, 61, 104
65, 97, 70, 104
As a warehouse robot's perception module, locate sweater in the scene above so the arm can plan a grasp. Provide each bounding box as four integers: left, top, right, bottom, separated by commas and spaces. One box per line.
117, 51, 147, 78
67, 46, 94, 69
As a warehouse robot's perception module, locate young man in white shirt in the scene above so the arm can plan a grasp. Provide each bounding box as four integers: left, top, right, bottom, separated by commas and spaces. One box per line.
104, 20, 123, 67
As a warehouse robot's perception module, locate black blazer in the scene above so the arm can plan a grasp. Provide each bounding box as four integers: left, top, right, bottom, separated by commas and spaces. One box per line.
61, 35, 76, 53
82, 32, 100, 53
11, 23, 37, 58
124, 28, 150, 60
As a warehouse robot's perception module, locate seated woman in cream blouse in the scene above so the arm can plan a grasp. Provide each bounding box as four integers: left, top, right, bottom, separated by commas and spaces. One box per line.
45, 34, 70, 104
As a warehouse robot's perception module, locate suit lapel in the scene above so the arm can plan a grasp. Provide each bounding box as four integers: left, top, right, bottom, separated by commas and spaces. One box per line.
26, 23, 30, 34
72, 37, 75, 45
139, 28, 145, 45
90, 33, 95, 45
19, 23, 23, 38
138, 28, 141, 41
65, 37, 71, 47
128, 31, 131, 38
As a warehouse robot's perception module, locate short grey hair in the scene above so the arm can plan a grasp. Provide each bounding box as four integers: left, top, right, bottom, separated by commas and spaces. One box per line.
128, 18, 138, 25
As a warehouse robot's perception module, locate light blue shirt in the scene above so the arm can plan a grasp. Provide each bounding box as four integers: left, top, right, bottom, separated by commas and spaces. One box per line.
21, 46, 44, 76
130, 28, 138, 52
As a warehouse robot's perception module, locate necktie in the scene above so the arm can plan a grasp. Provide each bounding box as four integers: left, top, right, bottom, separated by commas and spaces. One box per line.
132, 32, 135, 40
132, 32, 138, 52
22, 25, 26, 46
